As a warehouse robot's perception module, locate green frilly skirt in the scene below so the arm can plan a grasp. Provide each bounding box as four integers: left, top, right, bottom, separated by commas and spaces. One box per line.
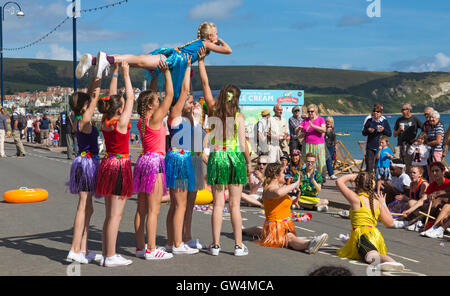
207, 151, 247, 186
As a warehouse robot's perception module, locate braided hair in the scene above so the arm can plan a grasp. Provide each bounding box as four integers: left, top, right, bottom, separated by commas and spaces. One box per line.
263, 163, 282, 187
177, 22, 217, 51
136, 90, 158, 138
354, 172, 377, 217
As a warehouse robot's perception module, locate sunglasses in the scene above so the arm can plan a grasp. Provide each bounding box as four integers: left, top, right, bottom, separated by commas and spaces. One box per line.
306, 160, 315, 164
373, 110, 381, 113
307, 110, 314, 113
294, 110, 300, 112
401, 108, 409, 111
258, 162, 267, 166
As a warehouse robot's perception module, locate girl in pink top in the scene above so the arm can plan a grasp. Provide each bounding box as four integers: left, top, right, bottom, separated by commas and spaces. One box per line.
299, 104, 327, 175
133, 60, 174, 260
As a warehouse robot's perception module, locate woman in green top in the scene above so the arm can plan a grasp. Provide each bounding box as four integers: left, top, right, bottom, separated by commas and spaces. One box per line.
198, 47, 252, 257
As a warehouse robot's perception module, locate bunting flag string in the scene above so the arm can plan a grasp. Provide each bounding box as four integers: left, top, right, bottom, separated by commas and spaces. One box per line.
3, 0, 130, 52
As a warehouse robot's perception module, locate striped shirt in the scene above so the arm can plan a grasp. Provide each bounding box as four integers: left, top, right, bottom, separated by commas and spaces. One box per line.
426, 120, 445, 152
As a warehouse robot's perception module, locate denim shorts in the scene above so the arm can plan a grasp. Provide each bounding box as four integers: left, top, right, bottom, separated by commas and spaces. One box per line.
375, 167, 391, 181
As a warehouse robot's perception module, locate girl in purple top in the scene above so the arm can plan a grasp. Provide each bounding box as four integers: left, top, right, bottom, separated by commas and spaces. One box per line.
299, 104, 327, 176
66, 69, 103, 265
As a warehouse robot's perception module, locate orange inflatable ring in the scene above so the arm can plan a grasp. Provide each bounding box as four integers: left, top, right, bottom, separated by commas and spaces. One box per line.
195, 189, 213, 205
3, 187, 48, 203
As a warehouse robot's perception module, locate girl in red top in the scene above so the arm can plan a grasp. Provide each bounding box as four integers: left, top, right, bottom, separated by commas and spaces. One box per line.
133, 60, 174, 260
95, 60, 134, 267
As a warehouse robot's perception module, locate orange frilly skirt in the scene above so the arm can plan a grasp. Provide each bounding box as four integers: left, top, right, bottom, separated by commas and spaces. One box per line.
258, 219, 296, 248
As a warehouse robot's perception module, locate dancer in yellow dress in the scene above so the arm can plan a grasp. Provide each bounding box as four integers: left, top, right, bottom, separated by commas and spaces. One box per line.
336, 172, 405, 272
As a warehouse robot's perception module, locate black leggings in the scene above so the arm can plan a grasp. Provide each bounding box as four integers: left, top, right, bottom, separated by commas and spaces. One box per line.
357, 234, 378, 259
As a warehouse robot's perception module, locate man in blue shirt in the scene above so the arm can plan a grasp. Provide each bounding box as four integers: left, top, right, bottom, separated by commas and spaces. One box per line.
362, 104, 392, 172
39, 113, 52, 147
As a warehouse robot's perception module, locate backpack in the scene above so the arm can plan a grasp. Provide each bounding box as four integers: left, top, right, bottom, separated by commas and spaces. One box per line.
17, 114, 27, 130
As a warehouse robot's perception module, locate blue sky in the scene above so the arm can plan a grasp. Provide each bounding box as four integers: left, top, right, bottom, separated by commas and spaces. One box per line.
3, 0, 450, 72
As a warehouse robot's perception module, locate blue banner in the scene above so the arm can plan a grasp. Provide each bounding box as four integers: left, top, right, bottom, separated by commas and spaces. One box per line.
193, 89, 304, 107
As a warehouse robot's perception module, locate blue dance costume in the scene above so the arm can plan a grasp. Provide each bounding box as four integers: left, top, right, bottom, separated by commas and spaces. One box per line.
146, 39, 205, 103
165, 117, 206, 192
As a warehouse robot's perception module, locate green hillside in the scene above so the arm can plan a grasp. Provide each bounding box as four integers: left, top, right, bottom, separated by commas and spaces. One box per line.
3, 58, 450, 114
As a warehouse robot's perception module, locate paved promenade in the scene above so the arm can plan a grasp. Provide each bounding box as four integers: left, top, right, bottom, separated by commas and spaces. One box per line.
1, 139, 449, 277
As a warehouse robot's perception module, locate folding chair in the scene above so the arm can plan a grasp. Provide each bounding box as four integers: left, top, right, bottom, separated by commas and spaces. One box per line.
333, 140, 364, 174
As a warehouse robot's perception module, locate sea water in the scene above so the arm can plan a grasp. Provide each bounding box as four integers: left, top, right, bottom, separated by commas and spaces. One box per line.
131, 113, 450, 163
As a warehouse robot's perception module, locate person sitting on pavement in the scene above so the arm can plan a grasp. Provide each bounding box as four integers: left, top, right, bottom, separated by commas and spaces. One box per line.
242, 163, 329, 255
297, 152, 329, 212
381, 162, 411, 205
336, 172, 405, 272
401, 162, 450, 233
241, 156, 268, 208
391, 166, 429, 229
420, 203, 450, 239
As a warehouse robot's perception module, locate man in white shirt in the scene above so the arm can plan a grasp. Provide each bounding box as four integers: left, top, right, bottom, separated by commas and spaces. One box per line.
382, 163, 411, 204
256, 109, 270, 155
267, 104, 289, 163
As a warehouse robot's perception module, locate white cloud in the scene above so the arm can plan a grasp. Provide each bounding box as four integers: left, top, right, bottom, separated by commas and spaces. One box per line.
340, 64, 352, 70
391, 52, 450, 72
189, 0, 242, 20
35, 44, 81, 61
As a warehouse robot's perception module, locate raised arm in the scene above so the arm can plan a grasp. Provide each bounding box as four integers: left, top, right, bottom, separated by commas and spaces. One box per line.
168, 54, 192, 125
151, 60, 174, 126
117, 61, 134, 132
203, 38, 232, 54
336, 174, 361, 209
108, 63, 120, 95
375, 193, 394, 227
264, 182, 300, 200
80, 75, 102, 130
197, 47, 215, 114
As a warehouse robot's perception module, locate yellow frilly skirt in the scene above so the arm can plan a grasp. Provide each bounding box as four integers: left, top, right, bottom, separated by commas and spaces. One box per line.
337, 226, 387, 260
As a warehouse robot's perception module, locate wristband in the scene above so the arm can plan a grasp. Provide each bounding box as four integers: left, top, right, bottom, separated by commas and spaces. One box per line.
186, 66, 191, 70
112, 74, 119, 78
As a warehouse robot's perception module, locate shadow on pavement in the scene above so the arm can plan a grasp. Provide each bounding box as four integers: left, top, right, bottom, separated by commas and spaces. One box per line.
0, 227, 169, 264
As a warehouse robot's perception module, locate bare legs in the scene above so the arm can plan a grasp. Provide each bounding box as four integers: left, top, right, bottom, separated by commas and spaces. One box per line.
183, 191, 197, 242
102, 195, 127, 257
134, 193, 148, 250
70, 192, 94, 253
110, 54, 165, 70
146, 174, 164, 251
211, 185, 244, 247
242, 227, 310, 251
166, 189, 188, 248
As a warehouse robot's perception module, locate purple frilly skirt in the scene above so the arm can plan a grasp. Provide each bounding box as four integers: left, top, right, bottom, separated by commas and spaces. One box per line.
133, 152, 167, 195
68, 154, 100, 197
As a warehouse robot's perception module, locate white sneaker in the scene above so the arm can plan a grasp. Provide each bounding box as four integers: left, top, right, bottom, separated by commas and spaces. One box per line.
172, 242, 200, 255
104, 254, 132, 267
186, 239, 206, 249
339, 233, 350, 244
94, 51, 110, 78
306, 233, 328, 254
234, 244, 249, 256
208, 244, 221, 256
393, 220, 408, 229
136, 245, 147, 258
379, 262, 405, 272
424, 227, 444, 239
317, 205, 328, 212
76, 53, 93, 79
82, 250, 102, 263
145, 247, 173, 260
406, 220, 423, 232
66, 250, 88, 264
99, 255, 106, 267
330, 175, 338, 180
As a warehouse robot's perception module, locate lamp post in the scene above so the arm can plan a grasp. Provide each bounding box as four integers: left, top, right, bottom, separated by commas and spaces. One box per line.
0, 1, 24, 107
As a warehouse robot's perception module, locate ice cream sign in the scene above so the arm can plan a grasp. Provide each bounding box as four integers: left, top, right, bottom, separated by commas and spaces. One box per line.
239, 90, 304, 106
